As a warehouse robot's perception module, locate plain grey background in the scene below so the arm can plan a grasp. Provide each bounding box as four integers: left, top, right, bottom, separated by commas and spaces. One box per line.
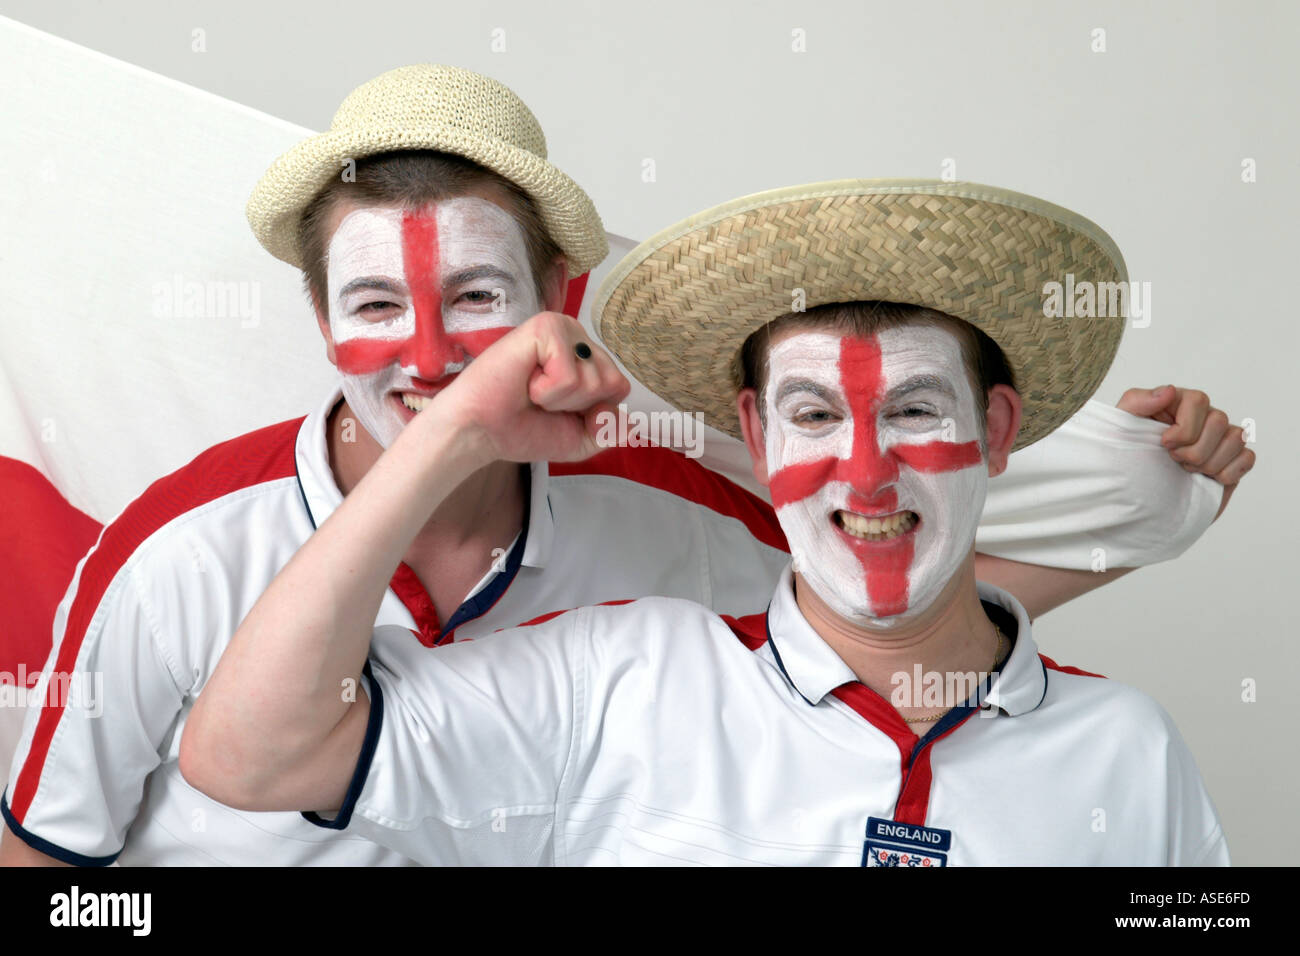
2, 0, 1294, 865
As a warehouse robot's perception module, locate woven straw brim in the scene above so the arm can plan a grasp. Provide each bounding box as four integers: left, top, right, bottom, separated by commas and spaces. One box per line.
247, 124, 608, 275
594, 180, 1126, 451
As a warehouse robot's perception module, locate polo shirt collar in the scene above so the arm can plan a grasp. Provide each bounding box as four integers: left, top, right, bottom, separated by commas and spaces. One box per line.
765, 564, 858, 705
764, 563, 1047, 716
519, 459, 553, 569
294, 384, 554, 570
973, 579, 1046, 717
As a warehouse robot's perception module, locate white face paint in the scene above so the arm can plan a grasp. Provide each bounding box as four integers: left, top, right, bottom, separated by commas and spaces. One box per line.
764, 326, 988, 626
325, 197, 541, 447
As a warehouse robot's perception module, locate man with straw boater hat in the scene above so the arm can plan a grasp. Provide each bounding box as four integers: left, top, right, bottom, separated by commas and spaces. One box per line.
181, 179, 1232, 865
4, 63, 781, 867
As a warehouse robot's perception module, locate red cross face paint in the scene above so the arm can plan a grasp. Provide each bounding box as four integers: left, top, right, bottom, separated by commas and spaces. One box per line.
325, 198, 540, 447
765, 327, 987, 626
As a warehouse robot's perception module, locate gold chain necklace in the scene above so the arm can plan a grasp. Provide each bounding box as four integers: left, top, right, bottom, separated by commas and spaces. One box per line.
904, 625, 1007, 725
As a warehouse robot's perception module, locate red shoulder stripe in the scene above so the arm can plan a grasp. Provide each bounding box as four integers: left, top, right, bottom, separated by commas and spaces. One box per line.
1039, 653, 1107, 679
8, 416, 304, 823
550, 445, 788, 553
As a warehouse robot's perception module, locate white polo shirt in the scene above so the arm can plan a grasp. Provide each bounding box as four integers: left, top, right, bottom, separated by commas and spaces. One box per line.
2, 386, 788, 866
332, 564, 1229, 866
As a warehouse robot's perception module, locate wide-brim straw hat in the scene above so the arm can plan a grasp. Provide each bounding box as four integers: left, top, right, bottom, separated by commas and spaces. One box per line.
594, 180, 1127, 451
247, 64, 607, 275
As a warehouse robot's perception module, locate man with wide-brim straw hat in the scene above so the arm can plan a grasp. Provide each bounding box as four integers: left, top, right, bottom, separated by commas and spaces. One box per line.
182, 180, 1234, 865
591, 180, 1251, 723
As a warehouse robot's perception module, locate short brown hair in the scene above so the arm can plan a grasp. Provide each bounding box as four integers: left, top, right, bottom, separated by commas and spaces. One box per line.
738, 300, 1017, 429
296, 150, 564, 314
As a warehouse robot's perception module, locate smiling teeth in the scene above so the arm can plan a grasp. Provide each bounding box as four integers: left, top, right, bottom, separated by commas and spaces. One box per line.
400, 393, 431, 412
837, 510, 917, 541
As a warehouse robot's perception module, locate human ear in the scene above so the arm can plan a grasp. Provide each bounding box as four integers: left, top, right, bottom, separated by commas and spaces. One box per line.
737, 387, 771, 487
984, 384, 1022, 477
541, 257, 569, 314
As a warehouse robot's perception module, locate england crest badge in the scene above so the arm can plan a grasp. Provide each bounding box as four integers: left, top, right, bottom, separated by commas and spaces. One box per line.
861, 817, 951, 867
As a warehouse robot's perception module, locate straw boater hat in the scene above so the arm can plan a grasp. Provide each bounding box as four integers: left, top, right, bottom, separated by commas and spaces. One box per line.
594, 180, 1127, 451
246, 64, 607, 274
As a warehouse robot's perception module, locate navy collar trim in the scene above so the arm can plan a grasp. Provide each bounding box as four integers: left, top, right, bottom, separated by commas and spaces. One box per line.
437, 465, 532, 642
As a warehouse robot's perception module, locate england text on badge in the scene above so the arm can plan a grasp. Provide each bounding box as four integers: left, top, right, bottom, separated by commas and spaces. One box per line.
861, 816, 952, 867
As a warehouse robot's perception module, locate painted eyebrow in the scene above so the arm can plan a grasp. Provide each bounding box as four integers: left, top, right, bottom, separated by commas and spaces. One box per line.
885, 374, 955, 401
444, 265, 517, 287
336, 266, 517, 304
337, 276, 407, 301
774, 378, 837, 404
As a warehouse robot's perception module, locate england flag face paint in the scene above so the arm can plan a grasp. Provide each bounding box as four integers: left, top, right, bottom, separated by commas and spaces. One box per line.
764, 326, 988, 625
325, 197, 541, 447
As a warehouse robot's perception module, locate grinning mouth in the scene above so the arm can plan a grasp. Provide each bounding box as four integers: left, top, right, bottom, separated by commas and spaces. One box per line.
395, 377, 458, 414
834, 509, 919, 542
399, 392, 434, 412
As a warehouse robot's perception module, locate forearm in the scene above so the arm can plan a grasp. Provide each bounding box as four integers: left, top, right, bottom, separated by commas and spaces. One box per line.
182, 409, 490, 801
974, 553, 1136, 619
